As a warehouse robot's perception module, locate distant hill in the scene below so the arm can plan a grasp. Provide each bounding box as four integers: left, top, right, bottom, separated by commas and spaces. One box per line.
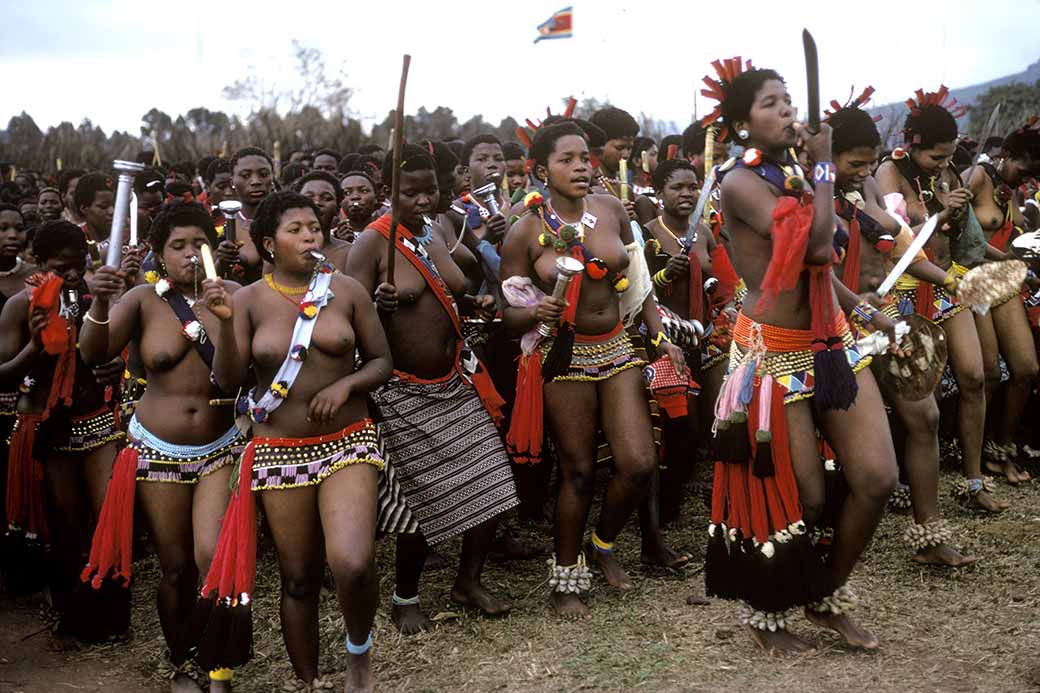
870, 58, 1040, 143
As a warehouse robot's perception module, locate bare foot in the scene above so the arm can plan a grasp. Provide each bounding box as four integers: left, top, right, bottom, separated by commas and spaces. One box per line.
1011, 462, 1031, 484
640, 542, 692, 568
747, 626, 816, 655
172, 673, 203, 693
588, 544, 633, 590
391, 602, 432, 634
344, 651, 373, 693
969, 489, 1009, 513
912, 543, 977, 567
550, 592, 592, 620
686, 592, 711, 606
450, 581, 512, 616
804, 608, 879, 649
985, 460, 1022, 486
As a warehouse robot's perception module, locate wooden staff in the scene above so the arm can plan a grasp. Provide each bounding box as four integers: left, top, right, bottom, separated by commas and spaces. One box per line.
385, 54, 412, 286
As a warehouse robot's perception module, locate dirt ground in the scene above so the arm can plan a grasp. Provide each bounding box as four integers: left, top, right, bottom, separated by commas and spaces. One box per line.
2, 460, 1040, 693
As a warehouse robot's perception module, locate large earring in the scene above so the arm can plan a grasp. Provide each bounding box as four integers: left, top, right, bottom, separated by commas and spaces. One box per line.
737, 128, 750, 141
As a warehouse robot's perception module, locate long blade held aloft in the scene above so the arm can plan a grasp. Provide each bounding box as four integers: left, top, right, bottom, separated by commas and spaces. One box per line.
963, 101, 1002, 186
802, 29, 821, 134
877, 213, 940, 297
685, 168, 717, 247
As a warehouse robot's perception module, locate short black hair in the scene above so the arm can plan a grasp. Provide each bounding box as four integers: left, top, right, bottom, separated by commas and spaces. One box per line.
1002, 126, 1040, 161
984, 136, 1005, 152
357, 144, 384, 158
502, 142, 526, 161
313, 148, 341, 164
0, 202, 23, 219
681, 122, 709, 157
149, 201, 218, 252
720, 68, 785, 142
167, 161, 195, 179
652, 159, 697, 193
250, 191, 322, 264
134, 167, 166, 196
204, 158, 231, 184
530, 122, 588, 168
445, 140, 464, 160
73, 171, 114, 213
420, 140, 459, 177
461, 134, 502, 167
197, 156, 217, 180
631, 136, 656, 165
230, 147, 274, 173
658, 134, 682, 161
340, 169, 378, 190
280, 161, 309, 187
829, 107, 882, 155
380, 144, 436, 187
904, 106, 959, 148
293, 170, 344, 205
590, 107, 639, 140
339, 153, 362, 174
32, 220, 87, 262
58, 168, 86, 196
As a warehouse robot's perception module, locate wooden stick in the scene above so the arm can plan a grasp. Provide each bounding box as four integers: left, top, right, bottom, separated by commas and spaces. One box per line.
386, 54, 412, 286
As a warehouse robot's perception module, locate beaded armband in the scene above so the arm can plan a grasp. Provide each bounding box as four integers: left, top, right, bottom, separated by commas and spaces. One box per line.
653, 269, 672, 288
850, 300, 878, 327
812, 162, 836, 185
650, 331, 671, 348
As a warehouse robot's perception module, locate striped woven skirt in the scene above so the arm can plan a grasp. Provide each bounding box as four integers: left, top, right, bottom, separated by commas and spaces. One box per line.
371, 370, 519, 545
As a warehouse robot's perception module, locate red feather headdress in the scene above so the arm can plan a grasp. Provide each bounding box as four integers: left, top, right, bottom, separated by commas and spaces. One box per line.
823, 85, 882, 123
699, 57, 754, 141
903, 85, 968, 144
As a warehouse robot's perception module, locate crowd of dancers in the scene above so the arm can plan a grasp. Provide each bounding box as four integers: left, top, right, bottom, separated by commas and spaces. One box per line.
1, 54, 1039, 692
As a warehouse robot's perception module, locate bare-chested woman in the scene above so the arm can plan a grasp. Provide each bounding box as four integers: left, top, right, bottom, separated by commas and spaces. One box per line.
501, 121, 686, 618
827, 93, 975, 568
876, 88, 1005, 512
0, 221, 127, 647
699, 60, 896, 654
204, 191, 396, 691
80, 202, 243, 692
964, 121, 1040, 483
347, 145, 518, 634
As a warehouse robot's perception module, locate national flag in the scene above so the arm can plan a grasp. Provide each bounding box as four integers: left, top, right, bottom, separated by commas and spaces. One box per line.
534, 6, 573, 43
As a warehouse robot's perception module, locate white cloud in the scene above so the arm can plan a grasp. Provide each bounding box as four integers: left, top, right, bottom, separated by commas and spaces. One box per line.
2, 0, 1038, 138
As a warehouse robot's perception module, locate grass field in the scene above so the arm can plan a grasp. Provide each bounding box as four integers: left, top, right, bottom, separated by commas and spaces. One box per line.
2, 459, 1039, 693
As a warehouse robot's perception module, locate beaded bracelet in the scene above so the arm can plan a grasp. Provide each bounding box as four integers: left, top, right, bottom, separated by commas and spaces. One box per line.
813, 162, 836, 185
851, 300, 878, 325
653, 269, 672, 288
650, 331, 671, 347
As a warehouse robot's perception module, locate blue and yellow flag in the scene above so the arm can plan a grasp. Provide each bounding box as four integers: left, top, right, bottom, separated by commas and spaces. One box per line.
534, 6, 573, 43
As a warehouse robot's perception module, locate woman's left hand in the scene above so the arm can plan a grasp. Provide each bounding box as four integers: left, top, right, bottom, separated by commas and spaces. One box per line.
92, 355, 125, 386
659, 340, 686, 372
869, 311, 910, 357
307, 380, 352, 424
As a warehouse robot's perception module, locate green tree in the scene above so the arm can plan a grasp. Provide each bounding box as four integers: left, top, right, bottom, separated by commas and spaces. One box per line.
968, 81, 1040, 140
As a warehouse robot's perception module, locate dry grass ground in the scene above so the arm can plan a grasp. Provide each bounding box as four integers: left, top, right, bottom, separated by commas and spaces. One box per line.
2, 462, 1039, 693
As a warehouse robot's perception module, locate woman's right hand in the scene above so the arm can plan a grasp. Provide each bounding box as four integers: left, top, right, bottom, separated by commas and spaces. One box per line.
941, 187, 972, 221
534, 295, 566, 324
215, 239, 242, 269
794, 121, 832, 165
87, 265, 124, 302
374, 282, 398, 313
664, 253, 690, 280
202, 277, 233, 321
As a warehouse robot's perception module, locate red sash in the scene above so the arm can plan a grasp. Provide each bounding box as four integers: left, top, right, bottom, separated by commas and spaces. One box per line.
369, 215, 504, 424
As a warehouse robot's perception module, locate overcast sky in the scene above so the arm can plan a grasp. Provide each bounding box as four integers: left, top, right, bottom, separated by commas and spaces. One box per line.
3, 0, 1039, 138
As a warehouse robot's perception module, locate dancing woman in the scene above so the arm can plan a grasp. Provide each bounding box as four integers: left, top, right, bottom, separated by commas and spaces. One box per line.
876, 87, 1003, 511
500, 121, 685, 618
79, 202, 244, 692
202, 191, 398, 691
827, 92, 975, 567
697, 59, 897, 653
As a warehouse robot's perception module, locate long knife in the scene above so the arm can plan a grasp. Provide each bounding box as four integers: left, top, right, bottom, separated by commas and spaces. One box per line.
684, 167, 716, 249
877, 213, 940, 297
802, 29, 821, 134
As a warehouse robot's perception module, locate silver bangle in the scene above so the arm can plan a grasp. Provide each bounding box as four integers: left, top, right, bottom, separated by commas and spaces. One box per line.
84, 311, 110, 326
